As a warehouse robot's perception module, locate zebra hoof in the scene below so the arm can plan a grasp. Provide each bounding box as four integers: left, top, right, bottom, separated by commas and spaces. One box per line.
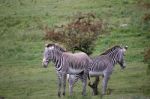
100, 94, 104, 98
58, 92, 61, 97
82, 92, 86, 96
88, 82, 91, 86
62, 92, 65, 96
92, 89, 99, 95
88, 82, 93, 88
106, 88, 113, 95
101, 92, 106, 96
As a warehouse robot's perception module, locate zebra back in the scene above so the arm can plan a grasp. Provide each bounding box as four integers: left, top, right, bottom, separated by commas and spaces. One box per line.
99, 45, 125, 66
100, 45, 122, 55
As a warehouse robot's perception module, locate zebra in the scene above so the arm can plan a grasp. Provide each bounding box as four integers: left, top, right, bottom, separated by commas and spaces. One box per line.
67, 45, 128, 95
42, 43, 92, 97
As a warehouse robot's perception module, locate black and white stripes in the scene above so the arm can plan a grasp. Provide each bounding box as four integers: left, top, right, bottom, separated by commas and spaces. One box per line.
42, 44, 127, 96
68, 45, 127, 95
42, 44, 92, 96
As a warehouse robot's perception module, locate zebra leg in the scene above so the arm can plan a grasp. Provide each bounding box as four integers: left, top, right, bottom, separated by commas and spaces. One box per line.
82, 79, 87, 96
69, 78, 73, 96
102, 75, 109, 95
93, 76, 99, 95
57, 73, 62, 97
68, 74, 79, 95
62, 74, 67, 96
88, 76, 100, 95
80, 74, 87, 96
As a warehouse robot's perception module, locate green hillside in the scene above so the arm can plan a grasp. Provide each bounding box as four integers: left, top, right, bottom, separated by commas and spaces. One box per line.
0, 0, 150, 99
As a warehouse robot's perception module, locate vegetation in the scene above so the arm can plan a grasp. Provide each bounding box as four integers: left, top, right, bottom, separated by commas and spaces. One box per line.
0, 0, 150, 99
44, 13, 104, 55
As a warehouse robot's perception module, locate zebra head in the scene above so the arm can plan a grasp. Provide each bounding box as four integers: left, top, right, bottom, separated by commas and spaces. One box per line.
42, 43, 66, 68
101, 45, 128, 69
118, 45, 128, 69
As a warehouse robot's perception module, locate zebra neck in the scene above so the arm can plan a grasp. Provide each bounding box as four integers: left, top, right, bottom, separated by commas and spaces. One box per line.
53, 54, 62, 62
55, 59, 62, 69
107, 53, 118, 66
52, 51, 62, 68
111, 58, 117, 66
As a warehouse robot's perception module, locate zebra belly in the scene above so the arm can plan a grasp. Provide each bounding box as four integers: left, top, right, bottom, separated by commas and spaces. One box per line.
89, 71, 103, 76
68, 68, 83, 74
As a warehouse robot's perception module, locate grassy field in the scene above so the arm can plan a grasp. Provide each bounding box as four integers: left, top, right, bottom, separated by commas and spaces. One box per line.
0, 0, 150, 99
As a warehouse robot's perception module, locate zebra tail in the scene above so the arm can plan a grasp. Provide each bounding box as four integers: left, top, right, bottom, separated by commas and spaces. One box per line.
88, 72, 91, 84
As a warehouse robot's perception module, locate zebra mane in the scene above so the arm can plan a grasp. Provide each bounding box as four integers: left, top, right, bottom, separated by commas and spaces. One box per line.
100, 45, 122, 55
46, 43, 66, 52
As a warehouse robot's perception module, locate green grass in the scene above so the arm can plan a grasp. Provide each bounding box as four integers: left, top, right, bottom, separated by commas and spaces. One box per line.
0, 0, 150, 99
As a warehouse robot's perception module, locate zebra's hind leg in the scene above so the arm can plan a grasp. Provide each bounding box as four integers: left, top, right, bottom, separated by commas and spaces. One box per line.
68, 74, 79, 95
82, 79, 87, 96
69, 80, 73, 96
88, 76, 100, 95
80, 74, 87, 96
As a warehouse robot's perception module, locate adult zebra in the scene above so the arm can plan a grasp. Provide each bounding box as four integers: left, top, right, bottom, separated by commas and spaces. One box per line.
67, 45, 128, 95
42, 43, 92, 97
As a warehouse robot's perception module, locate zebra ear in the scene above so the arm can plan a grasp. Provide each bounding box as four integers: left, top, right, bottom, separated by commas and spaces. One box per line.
48, 46, 54, 50
125, 45, 128, 50
45, 43, 54, 48
45, 43, 49, 47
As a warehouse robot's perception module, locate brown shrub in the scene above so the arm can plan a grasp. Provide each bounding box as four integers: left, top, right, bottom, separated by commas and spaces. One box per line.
137, 0, 150, 9
143, 13, 150, 22
144, 48, 150, 75
144, 48, 150, 62
44, 13, 105, 54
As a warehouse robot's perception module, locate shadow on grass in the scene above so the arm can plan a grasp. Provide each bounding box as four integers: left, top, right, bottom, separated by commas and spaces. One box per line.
0, 96, 5, 99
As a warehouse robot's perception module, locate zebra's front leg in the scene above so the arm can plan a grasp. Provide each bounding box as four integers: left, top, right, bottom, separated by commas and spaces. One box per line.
102, 76, 109, 95
62, 74, 67, 96
88, 76, 100, 95
57, 73, 62, 97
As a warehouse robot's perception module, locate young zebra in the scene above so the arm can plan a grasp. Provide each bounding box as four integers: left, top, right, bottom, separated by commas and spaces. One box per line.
42, 43, 92, 97
67, 45, 128, 95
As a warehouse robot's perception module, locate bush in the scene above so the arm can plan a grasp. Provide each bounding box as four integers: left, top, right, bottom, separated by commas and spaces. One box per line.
130, 0, 150, 32
44, 13, 105, 55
